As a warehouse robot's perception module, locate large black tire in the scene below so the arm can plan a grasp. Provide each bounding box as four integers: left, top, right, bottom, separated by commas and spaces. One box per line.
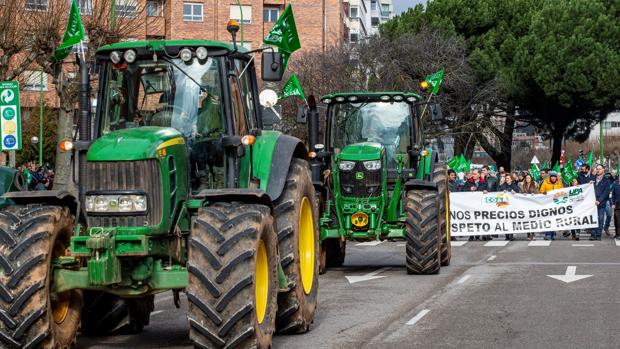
0, 205, 82, 349
405, 190, 442, 274
433, 164, 451, 266
81, 292, 154, 335
273, 159, 319, 333
187, 203, 278, 349
319, 239, 346, 275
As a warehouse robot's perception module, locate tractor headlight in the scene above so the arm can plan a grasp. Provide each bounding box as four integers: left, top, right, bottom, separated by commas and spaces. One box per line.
339, 161, 355, 171
363, 160, 381, 171
85, 194, 147, 213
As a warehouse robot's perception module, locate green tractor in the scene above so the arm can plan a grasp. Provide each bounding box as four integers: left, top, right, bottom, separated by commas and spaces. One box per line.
0, 24, 319, 349
308, 92, 450, 275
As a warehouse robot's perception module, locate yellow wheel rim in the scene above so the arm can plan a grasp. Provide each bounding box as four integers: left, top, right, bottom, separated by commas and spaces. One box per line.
52, 292, 70, 324
255, 240, 268, 324
299, 197, 315, 295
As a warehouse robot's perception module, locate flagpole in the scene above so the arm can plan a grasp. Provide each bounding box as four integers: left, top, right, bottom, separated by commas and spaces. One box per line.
419, 92, 434, 122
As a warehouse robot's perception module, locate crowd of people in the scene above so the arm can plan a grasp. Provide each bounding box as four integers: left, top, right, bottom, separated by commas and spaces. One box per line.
448, 163, 620, 242
18, 162, 54, 191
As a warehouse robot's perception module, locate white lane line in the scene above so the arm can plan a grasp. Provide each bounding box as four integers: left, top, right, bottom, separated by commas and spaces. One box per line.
572, 244, 594, 247
457, 275, 471, 284
484, 241, 510, 247
356, 241, 383, 247
397, 243, 405, 247
451, 241, 468, 246
615, 240, 620, 246
487, 255, 496, 261
529, 240, 551, 247
406, 309, 431, 326
151, 310, 164, 316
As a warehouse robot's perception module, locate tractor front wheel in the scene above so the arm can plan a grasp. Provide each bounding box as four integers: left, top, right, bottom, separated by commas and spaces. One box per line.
405, 190, 442, 274
273, 159, 319, 333
0, 205, 82, 349
187, 203, 278, 349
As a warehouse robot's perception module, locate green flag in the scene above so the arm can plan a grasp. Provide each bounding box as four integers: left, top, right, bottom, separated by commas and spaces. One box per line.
263, 5, 301, 72
552, 162, 561, 174
279, 74, 306, 101
561, 158, 577, 184
54, 0, 85, 62
587, 151, 593, 169
530, 164, 540, 181
424, 68, 445, 94
447, 156, 460, 169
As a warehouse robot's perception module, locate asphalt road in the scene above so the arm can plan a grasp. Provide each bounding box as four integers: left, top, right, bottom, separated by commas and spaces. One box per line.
76, 233, 620, 349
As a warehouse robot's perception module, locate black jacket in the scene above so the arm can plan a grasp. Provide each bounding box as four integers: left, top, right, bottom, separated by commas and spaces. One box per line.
497, 182, 520, 193
594, 175, 612, 207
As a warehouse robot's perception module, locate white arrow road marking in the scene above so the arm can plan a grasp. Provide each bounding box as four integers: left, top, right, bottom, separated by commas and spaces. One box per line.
487, 255, 496, 261
406, 309, 430, 326
356, 241, 384, 247
484, 240, 510, 247
529, 240, 551, 246
345, 267, 390, 284
151, 310, 164, 316
547, 266, 592, 284
615, 240, 620, 247
451, 241, 468, 246
397, 243, 405, 247
457, 275, 471, 284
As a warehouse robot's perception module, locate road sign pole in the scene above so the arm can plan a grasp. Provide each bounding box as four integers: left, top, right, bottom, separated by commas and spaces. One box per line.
600, 120, 604, 163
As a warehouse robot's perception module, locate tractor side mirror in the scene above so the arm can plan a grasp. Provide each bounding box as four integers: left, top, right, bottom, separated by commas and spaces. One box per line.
297, 105, 307, 124
262, 51, 284, 82
430, 103, 444, 122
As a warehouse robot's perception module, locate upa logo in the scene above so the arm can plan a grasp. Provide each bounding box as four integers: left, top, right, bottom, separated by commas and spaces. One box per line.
553, 191, 569, 205
568, 187, 585, 203
485, 193, 510, 208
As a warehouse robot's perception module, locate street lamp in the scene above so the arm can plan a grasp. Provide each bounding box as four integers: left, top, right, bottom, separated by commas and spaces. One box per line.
31, 136, 39, 145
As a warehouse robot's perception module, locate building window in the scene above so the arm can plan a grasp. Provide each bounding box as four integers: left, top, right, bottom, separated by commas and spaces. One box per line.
350, 33, 359, 43
25, 0, 48, 11
183, 3, 203, 21
371, 0, 377, 10
371, 17, 379, 26
230, 5, 252, 24
350, 6, 359, 18
22, 71, 48, 91
116, 0, 138, 18
77, 0, 92, 15
146, 0, 160, 17
263, 6, 279, 22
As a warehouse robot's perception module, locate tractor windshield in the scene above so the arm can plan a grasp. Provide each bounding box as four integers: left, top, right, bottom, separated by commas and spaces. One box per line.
99, 57, 224, 140
330, 101, 412, 167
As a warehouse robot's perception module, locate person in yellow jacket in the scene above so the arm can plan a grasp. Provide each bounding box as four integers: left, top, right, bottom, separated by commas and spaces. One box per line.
539, 171, 564, 239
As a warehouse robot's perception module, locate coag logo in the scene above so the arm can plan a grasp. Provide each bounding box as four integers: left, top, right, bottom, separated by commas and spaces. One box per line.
485, 193, 510, 208
553, 191, 568, 205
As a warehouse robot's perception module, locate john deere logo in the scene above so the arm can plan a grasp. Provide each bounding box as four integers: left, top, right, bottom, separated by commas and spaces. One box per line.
485, 193, 509, 208
356, 172, 364, 180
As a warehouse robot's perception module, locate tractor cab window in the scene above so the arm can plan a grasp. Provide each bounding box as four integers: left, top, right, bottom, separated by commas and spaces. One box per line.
330, 101, 412, 168
100, 57, 227, 191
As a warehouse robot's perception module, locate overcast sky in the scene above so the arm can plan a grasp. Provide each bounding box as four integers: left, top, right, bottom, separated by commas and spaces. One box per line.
393, 0, 426, 14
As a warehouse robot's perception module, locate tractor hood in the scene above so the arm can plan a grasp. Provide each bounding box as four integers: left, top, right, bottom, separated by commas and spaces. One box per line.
87, 127, 184, 161
339, 142, 383, 161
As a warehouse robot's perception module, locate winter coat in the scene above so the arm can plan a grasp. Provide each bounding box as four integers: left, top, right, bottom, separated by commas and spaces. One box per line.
498, 182, 520, 193
461, 177, 487, 192
448, 180, 460, 193
593, 175, 612, 207
521, 181, 539, 194
485, 175, 498, 192
578, 173, 594, 185
539, 177, 564, 194
611, 181, 620, 207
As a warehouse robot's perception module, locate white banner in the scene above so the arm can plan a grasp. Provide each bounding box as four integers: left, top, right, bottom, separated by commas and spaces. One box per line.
449, 184, 598, 236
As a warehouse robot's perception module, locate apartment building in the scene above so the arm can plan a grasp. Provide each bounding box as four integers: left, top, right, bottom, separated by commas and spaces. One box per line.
343, 0, 394, 42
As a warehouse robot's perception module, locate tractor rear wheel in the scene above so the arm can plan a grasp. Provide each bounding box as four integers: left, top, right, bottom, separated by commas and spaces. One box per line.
433, 164, 451, 266
324, 238, 346, 268
274, 159, 319, 333
0, 205, 82, 349
187, 203, 278, 349
405, 190, 442, 274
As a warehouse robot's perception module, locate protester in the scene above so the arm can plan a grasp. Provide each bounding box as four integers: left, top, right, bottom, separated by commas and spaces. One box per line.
521, 174, 539, 240
578, 165, 593, 184
448, 169, 459, 193
462, 169, 491, 241
612, 175, 620, 240
481, 165, 497, 192
540, 171, 564, 240
498, 166, 506, 178
538, 169, 548, 186
591, 164, 612, 240
498, 173, 520, 241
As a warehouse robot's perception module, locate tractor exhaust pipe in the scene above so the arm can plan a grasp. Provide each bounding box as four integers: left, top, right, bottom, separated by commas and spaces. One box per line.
78, 57, 91, 198
306, 96, 322, 186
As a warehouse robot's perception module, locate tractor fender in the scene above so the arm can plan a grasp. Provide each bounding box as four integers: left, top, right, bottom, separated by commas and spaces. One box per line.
2, 190, 79, 214
403, 179, 438, 193
266, 135, 308, 201
194, 189, 274, 212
